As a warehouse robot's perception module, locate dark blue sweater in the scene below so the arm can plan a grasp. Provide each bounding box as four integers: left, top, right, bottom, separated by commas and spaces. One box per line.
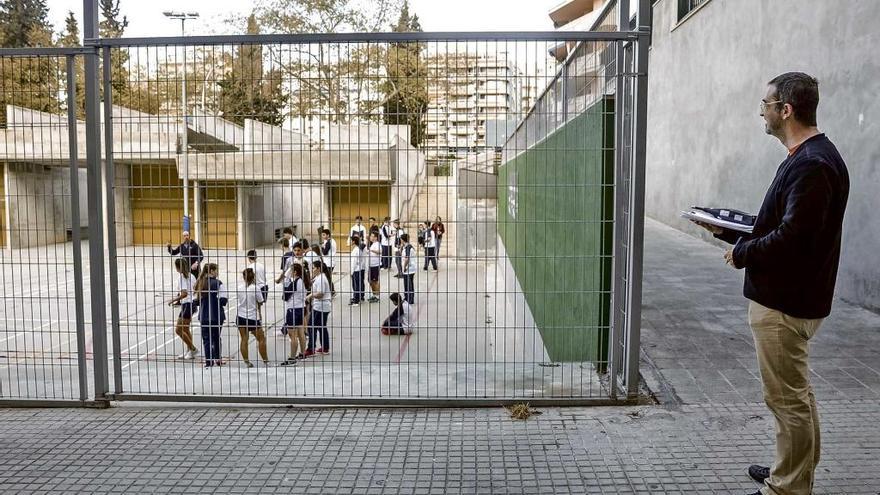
719, 133, 849, 319
197, 277, 228, 326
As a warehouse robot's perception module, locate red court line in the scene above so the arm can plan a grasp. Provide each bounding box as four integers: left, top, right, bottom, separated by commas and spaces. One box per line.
394, 267, 439, 364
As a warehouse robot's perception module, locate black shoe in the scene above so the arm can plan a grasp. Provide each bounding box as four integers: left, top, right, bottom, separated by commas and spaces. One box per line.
744, 491, 761, 495
748, 465, 770, 484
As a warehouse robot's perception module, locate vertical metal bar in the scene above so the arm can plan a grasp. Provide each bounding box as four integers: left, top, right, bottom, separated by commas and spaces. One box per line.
624, 0, 651, 398
608, 0, 629, 400
83, 0, 110, 404
103, 46, 123, 394
67, 55, 89, 403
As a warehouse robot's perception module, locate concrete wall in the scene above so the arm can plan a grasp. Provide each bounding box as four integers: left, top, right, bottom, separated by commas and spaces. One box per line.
317, 123, 410, 150
646, 0, 880, 311
259, 183, 330, 246
457, 199, 497, 259
389, 136, 427, 223
4, 163, 67, 248
239, 185, 272, 250
458, 170, 497, 200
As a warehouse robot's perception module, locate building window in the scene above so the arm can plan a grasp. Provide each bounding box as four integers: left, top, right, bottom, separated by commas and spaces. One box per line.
678, 0, 710, 21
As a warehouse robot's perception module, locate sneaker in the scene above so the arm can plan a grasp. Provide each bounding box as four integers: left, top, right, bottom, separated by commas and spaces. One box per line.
744, 492, 761, 495
243, 360, 253, 368
304, 349, 316, 358
177, 351, 187, 359
348, 301, 360, 306
747, 465, 770, 484
422, 267, 428, 271
394, 274, 403, 278
321, 348, 330, 355
294, 353, 305, 360
187, 349, 198, 360
279, 358, 298, 366
204, 361, 214, 368
368, 296, 380, 303
315, 347, 324, 354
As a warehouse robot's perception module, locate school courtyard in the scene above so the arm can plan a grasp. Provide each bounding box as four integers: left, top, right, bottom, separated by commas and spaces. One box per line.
1, 220, 878, 494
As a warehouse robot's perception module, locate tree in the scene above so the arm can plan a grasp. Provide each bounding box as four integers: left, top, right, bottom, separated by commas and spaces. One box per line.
382, 1, 428, 146
58, 11, 86, 118
99, 0, 130, 98
0, 0, 51, 47
253, 0, 402, 125
0, 0, 60, 127
217, 15, 287, 126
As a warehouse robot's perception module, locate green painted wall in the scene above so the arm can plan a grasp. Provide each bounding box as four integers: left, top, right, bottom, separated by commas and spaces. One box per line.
497, 96, 614, 363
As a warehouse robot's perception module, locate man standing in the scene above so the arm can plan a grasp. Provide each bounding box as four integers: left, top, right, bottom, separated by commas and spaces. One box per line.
695, 73, 849, 495
167, 231, 204, 278
347, 216, 366, 247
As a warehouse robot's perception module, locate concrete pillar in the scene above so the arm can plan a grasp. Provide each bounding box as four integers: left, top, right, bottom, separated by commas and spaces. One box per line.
193, 181, 202, 243
236, 185, 245, 251
2, 162, 10, 252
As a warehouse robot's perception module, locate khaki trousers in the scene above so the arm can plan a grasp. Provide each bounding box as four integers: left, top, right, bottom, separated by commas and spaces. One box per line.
748, 301, 824, 495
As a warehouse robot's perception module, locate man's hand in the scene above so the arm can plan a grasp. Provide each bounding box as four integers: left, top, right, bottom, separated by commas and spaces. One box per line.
690, 219, 723, 235
724, 249, 742, 269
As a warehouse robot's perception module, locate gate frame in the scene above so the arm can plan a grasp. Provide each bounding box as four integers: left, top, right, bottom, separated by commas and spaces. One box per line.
0, 47, 93, 407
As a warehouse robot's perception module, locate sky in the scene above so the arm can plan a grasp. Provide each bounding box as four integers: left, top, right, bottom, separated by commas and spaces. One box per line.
45, 0, 561, 39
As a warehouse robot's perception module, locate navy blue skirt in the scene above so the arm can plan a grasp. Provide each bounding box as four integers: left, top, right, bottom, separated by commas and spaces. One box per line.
178, 302, 195, 320
237, 317, 262, 331
285, 307, 305, 328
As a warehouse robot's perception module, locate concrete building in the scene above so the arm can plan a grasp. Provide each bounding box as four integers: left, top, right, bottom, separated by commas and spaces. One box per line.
0, 104, 427, 252
645, 0, 880, 311
423, 53, 522, 171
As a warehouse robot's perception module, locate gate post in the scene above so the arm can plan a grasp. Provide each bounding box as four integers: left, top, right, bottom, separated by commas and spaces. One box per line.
67, 55, 89, 403
83, 0, 110, 406
623, 0, 652, 398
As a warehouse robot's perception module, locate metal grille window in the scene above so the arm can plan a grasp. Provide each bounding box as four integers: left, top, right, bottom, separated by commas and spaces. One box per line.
678, 0, 711, 21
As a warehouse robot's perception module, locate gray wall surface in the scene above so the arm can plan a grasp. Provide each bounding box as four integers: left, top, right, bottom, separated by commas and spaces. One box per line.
5, 163, 67, 248
259, 183, 330, 247
646, 0, 880, 311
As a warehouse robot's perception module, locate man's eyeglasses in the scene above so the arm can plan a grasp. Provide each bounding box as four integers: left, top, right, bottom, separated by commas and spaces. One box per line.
760, 100, 784, 112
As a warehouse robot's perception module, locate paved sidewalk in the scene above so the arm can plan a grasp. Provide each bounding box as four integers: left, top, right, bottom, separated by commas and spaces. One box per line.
0, 219, 878, 494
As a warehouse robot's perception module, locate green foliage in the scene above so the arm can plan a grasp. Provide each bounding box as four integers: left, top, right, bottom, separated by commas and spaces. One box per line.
0, 0, 59, 127
253, 0, 402, 124
0, 0, 51, 47
217, 15, 287, 126
382, 0, 428, 146
100, 0, 130, 99
58, 11, 85, 119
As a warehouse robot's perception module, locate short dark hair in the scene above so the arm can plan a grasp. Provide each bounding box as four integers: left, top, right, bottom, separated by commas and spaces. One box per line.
246, 249, 257, 260
351, 235, 361, 245
389, 292, 402, 305
768, 72, 819, 126
282, 227, 294, 236
400, 233, 409, 243
322, 229, 331, 236
280, 238, 290, 248
355, 215, 363, 220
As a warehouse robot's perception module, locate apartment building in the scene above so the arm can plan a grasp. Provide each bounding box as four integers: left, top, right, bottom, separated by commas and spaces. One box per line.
423, 53, 522, 169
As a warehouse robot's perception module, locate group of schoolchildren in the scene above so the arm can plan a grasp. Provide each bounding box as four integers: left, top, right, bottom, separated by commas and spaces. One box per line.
165, 215, 445, 368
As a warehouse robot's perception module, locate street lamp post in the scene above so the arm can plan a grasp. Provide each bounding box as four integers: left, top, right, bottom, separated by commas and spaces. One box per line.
163, 11, 199, 230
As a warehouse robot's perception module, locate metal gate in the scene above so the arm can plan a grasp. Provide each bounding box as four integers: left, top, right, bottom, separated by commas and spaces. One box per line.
0, 49, 90, 406
0, 0, 650, 406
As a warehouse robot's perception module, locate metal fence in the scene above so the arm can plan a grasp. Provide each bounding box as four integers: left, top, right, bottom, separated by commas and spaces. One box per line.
0, 0, 650, 406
